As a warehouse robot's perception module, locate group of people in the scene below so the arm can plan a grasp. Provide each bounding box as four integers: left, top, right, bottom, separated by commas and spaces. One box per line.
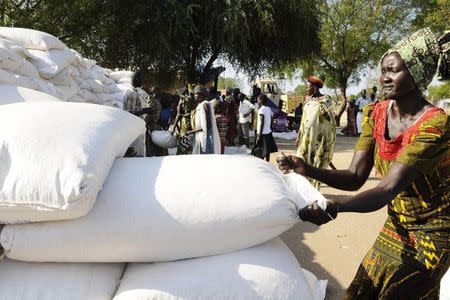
122, 78, 279, 161
343, 86, 379, 136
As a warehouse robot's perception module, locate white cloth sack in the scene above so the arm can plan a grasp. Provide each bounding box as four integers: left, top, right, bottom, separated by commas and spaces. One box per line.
442, 268, 450, 300
55, 81, 80, 101
302, 268, 328, 300
151, 130, 177, 148
283, 173, 327, 210
108, 70, 134, 82
0, 102, 145, 223
0, 84, 60, 105
273, 130, 298, 140
113, 238, 319, 300
28, 48, 76, 79
0, 37, 31, 58
192, 101, 221, 154
0, 48, 39, 77
0, 27, 66, 50
0, 156, 308, 262
0, 258, 124, 300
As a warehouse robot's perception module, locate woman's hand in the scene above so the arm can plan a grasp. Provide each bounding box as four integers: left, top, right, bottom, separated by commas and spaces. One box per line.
298, 200, 338, 226
276, 154, 307, 175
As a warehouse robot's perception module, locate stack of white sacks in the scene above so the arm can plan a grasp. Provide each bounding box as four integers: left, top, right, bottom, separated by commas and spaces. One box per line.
0, 27, 133, 108
0, 27, 328, 300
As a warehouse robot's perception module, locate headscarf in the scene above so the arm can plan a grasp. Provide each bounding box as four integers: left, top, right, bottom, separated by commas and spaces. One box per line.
307, 76, 324, 88
383, 28, 450, 92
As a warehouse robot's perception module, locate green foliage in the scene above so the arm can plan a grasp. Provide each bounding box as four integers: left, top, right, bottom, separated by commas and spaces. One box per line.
411, 0, 449, 32
0, 0, 321, 85
283, 0, 417, 125
293, 84, 307, 99
217, 77, 240, 90
428, 82, 450, 101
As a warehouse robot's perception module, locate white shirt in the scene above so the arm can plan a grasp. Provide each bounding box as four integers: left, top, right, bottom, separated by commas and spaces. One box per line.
257, 105, 272, 134
238, 99, 255, 123
355, 96, 372, 112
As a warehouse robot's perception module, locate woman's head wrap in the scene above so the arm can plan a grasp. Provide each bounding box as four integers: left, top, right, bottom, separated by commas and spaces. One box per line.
307, 76, 324, 88
382, 28, 450, 92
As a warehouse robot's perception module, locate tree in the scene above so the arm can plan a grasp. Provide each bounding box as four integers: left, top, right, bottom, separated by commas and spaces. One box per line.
293, 84, 307, 100
1, 0, 321, 86
428, 82, 450, 102
285, 0, 416, 125
411, 0, 450, 32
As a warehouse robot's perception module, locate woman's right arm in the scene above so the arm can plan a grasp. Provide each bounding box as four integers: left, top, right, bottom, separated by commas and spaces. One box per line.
278, 148, 374, 191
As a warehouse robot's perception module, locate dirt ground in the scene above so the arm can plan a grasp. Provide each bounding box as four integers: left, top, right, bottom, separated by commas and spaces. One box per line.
270, 133, 387, 300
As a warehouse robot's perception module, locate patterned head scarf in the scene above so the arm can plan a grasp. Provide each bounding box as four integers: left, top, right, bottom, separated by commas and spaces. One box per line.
383, 28, 450, 92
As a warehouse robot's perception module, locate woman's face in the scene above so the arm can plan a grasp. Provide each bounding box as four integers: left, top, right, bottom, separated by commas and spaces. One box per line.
380, 52, 417, 99
306, 81, 315, 95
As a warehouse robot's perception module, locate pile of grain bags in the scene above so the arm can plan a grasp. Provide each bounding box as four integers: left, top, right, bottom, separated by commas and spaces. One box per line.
0, 259, 125, 300
0, 27, 329, 300
0, 27, 133, 108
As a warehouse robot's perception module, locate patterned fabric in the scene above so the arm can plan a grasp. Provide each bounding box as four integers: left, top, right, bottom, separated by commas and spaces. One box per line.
342, 102, 357, 136
224, 96, 238, 145
145, 95, 167, 157
176, 95, 195, 155
123, 88, 145, 156
296, 95, 336, 189
215, 115, 228, 143
348, 101, 450, 299
384, 28, 450, 91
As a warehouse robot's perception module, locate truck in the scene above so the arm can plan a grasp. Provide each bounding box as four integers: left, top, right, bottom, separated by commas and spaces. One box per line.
254, 79, 302, 116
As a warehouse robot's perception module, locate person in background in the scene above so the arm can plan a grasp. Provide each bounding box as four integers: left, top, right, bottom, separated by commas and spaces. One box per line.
212, 100, 228, 154
237, 93, 255, 148
250, 87, 262, 144
370, 86, 379, 103
172, 83, 196, 155
123, 70, 146, 157
296, 76, 336, 189
278, 28, 450, 299
159, 94, 173, 130
255, 94, 278, 162
224, 88, 239, 146
191, 85, 221, 154
144, 86, 168, 157
355, 89, 372, 134
342, 96, 357, 136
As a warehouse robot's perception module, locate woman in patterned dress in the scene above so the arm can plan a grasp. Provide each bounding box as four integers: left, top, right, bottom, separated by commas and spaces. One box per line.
296, 76, 336, 189
278, 28, 450, 299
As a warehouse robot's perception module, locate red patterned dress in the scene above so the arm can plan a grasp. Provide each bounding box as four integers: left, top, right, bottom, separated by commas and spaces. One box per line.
345, 100, 450, 299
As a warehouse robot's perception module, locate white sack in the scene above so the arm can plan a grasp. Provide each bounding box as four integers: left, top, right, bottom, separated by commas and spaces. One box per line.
0, 48, 38, 77
107, 83, 121, 93
0, 27, 66, 50
55, 81, 80, 101
273, 130, 298, 140
283, 173, 327, 210
0, 258, 124, 300
67, 94, 86, 103
302, 268, 328, 300
48, 67, 72, 85
108, 70, 134, 82
1, 156, 307, 262
0, 84, 60, 105
28, 48, 76, 79
79, 89, 102, 104
442, 268, 450, 300
0, 37, 31, 58
113, 238, 316, 300
0, 70, 56, 96
0, 102, 145, 223
118, 77, 131, 84
151, 130, 177, 148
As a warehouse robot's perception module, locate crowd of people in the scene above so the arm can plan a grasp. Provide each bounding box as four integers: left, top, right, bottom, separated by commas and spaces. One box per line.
122, 79, 280, 161
342, 86, 379, 136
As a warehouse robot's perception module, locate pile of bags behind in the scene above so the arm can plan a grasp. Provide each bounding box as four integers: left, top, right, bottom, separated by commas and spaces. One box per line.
0, 27, 134, 108
0, 29, 329, 300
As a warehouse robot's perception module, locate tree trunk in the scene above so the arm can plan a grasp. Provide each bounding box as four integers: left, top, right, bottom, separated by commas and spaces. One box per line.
335, 85, 348, 126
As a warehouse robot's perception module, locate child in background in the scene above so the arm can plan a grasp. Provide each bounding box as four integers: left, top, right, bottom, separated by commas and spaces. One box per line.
212, 100, 228, 154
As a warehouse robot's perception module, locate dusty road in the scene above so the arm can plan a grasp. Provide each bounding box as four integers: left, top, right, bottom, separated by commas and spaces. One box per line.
271, 134, 387, 300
